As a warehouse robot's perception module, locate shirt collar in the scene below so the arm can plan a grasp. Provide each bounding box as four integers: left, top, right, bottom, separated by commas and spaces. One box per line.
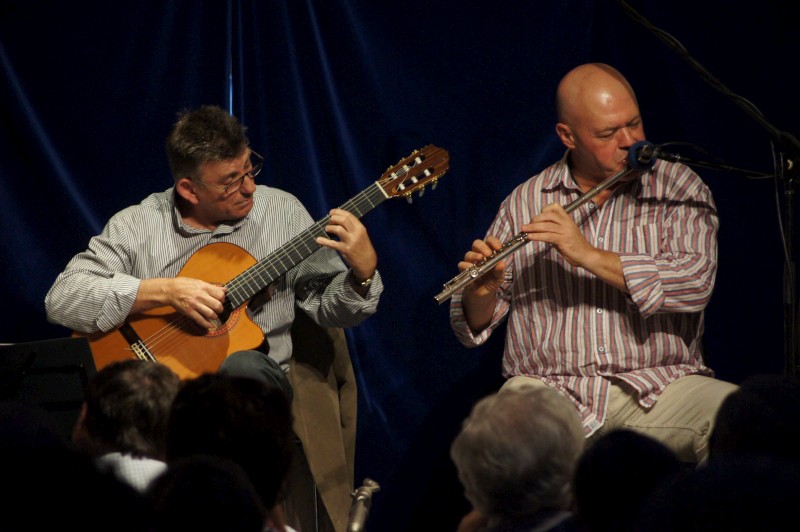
169, 187, 246, 236
541, 151, 580, 193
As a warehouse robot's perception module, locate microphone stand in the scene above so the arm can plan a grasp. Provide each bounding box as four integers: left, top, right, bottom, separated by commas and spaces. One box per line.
347, 478, 381, 532
615, 0, 800, 379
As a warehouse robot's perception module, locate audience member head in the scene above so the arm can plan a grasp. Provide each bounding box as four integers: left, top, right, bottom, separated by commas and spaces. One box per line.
574, 429, 683, 532
72, 359, 181, 459
709, 372, 800, 462
634, 453, 800, 531
450, 385, 585, 528
165, 373, 294, 510
147, 453, 266, 532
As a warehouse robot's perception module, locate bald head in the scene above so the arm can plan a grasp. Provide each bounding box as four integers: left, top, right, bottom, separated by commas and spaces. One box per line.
553, 63, 645, 184
556, 63, 638, 127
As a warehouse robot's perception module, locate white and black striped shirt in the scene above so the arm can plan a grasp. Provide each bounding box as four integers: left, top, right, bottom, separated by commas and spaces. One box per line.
45, 185, 382, 366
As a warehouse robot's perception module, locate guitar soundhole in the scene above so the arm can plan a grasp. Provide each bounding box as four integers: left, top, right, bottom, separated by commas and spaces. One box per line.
206, 306, 241, 337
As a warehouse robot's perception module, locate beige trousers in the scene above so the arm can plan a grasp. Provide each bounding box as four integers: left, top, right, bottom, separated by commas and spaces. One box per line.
502, 374, 738, 464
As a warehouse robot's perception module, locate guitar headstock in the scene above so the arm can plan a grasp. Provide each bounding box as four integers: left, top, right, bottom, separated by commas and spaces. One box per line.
378, 145, 450, 202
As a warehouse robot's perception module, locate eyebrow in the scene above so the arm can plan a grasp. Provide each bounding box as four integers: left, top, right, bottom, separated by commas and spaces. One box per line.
220, 152, 254, 182
596, 116, 641, 136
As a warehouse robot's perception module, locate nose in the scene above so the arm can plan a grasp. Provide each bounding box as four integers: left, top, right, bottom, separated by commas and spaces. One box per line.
240, 174, 257, 195
617, 127, 639, 151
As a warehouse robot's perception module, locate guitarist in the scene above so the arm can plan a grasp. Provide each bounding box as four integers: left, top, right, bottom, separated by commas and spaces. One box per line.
44, 104, 383, 397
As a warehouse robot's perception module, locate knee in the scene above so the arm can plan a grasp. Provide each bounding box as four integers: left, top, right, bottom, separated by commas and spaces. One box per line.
692, 378, 740, 464
220, 350, 267, 374
219, 350, 294, 402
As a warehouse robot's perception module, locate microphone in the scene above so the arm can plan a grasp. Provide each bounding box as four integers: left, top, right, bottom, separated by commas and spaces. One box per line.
347, 478, 381, 532
627, 140, 658, 170
628, 140, 691, 167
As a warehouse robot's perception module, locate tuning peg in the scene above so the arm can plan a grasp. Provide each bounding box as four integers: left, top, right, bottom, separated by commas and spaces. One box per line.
418, 186, 425, 198
432, 179, 438, 190
406, 195, 413, 204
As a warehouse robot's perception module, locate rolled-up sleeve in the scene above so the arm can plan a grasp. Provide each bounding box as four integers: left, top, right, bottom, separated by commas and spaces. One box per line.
45, 219, 139, 333
621, 167, 718, 318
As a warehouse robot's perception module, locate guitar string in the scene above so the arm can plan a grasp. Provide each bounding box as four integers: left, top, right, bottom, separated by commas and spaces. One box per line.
133, 314, 195, 356
131, 340, 157, 362
225, 183, 385, 298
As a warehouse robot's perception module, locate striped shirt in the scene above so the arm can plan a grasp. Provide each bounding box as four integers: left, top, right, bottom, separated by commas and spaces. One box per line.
45, 185, 383, 367
450, 154, 716, 435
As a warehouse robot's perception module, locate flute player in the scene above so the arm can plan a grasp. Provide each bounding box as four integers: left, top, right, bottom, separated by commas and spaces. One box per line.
448, 63, 737, 466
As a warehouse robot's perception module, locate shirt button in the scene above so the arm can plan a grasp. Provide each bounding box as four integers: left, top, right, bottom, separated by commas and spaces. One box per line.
598, 346, 605, 353
596, 308, 603, 313
598, 237, 604, 243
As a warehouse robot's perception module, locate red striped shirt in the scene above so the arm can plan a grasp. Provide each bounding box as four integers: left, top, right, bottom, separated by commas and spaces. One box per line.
451, 155, 716, 435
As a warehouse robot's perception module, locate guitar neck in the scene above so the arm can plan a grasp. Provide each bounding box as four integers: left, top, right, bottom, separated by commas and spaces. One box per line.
225, 182, 388, 306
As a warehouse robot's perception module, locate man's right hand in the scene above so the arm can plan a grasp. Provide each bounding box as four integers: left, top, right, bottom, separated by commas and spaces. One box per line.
133, 277, 226, 330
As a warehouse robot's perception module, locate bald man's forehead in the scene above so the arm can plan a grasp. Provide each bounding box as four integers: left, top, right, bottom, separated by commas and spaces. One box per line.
557, 63, 638, 122
559, 80, 637, 124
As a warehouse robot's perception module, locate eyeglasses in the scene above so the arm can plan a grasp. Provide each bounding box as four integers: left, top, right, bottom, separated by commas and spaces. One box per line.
193, 150, 264, 196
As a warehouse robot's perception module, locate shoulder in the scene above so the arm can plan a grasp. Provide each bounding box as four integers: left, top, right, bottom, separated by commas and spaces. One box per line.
649, 160, 712, 198
253, 184, 308, 211
500, 160, 562, 212
250, 185, 314, 228
107, 189, 173, 225
254, 183, 300, 201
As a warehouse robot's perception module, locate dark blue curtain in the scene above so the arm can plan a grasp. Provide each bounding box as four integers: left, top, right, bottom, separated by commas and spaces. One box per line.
2, 1, 798, 530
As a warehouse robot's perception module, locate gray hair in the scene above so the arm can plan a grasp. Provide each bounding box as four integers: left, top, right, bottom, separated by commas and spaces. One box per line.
450, 385, 585, 522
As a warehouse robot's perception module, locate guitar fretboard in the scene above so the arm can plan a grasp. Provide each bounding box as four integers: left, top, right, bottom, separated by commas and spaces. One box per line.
224, 182, 388, 307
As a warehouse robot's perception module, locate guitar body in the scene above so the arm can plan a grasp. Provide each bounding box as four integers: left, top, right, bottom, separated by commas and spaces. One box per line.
75, 242, 265, 380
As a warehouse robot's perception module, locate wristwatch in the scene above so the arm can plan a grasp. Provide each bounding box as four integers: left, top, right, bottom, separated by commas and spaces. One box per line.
353, 270, 376, 288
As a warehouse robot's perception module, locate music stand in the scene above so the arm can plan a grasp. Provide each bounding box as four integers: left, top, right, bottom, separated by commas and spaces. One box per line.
0, 337, 97, 441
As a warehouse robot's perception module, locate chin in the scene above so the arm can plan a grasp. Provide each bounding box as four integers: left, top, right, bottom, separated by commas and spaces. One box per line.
235, 198, 254, 213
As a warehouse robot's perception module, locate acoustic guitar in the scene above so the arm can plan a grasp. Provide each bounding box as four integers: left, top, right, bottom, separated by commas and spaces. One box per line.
74, 145, 450, 379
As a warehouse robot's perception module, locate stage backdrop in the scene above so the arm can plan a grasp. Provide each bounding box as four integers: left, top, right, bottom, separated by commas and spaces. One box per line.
2, 1, 798, 530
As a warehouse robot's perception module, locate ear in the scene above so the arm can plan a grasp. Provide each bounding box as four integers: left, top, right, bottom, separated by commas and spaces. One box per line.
176, 177, 201, 205
555, 123, 575, 149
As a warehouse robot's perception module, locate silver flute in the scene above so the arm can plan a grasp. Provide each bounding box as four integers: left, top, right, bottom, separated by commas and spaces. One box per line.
434, 161, 645, 304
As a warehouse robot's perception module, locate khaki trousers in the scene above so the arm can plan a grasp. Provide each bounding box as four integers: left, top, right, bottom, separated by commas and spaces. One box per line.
502, 374, 738, 464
